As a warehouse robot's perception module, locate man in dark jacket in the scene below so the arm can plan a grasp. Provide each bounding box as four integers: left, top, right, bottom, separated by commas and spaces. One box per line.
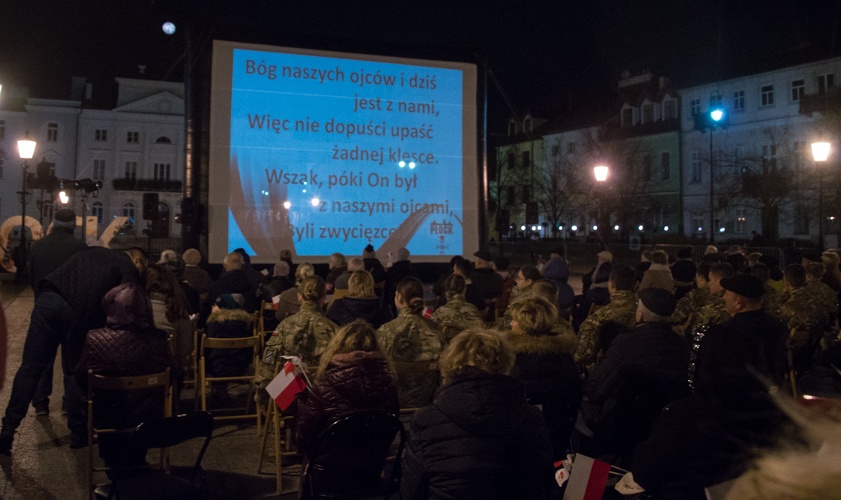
0, 247, 147, 453
579, 287, 690, 466
202, 251, 258, 325
470, 250, 504, 300
27, 209, 87, 416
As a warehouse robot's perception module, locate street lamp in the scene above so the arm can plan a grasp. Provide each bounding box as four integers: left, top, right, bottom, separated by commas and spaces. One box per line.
16, 135, 36, 283
812, 141, 831, 251
594, 165, 609, 241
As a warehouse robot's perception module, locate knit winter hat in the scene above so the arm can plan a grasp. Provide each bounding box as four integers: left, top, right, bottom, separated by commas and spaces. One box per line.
182, 248, 201, 266
53, 209, 76, 229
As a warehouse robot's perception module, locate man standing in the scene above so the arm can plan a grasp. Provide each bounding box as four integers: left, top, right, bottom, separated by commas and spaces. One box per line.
27, 209, 87, 416
0, 247, 147, 453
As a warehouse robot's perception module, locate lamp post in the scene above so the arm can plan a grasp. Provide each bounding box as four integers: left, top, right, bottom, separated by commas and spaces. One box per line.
812, 141, 831, 251
16, 136, 36, 284
594, 165, 609, 242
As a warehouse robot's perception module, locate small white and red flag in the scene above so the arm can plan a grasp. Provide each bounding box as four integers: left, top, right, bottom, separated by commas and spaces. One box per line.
265, 356, 310, 411
271, 294, 282, 309
563, 454, 611, 500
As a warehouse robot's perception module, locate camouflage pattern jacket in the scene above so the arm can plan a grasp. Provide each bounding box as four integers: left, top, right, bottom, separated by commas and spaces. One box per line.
779, 287, 824, 349
762, 284, 784, 319
574, 290, 636, 371
672, 287, 713, 334
804, 279, 838, 319
377, 307, 445, 408
432, 294, 484, 341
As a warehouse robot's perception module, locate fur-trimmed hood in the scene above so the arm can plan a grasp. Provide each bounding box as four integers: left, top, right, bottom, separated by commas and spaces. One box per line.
506, 330, 577, 356
206, 307, 254, 325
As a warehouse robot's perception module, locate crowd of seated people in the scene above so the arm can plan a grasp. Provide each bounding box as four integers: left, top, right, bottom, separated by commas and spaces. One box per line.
5, 240, 841, 499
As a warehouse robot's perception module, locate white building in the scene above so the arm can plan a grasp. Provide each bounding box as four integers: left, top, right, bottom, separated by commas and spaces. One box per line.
0, 78, 184, 245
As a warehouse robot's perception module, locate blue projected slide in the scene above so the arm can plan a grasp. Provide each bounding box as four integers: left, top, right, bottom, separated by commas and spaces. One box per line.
209, 41, 478, 263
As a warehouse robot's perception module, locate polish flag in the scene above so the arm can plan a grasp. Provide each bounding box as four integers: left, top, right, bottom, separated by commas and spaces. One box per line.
271, 294, 282, 309
563, 454, 610, 500
266, 358, 308, 411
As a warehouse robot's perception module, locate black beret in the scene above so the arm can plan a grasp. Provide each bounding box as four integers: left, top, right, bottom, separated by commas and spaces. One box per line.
638, 287, 677, 317
720, 274, 765, 298
473, 250, 493, 262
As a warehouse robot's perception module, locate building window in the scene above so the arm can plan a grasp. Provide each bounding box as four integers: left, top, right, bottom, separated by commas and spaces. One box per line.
154, 163, 171, 181
124, 161, 138, 181
93, 159, 106, 180
507, 121, 518, 136
818, 73, 835, 94
122, 202, 136, 224
621, 108, 633, 127
642, 153, 652, 181
735, 208, 748, 233
760, 85, 775, 106
710, 93, 723, 107
733, 90, 745, 111
690, 151, 702, 183
762, 144, 777, 171
522, 151, 530, 169
92, 201, 104, 225
663, 100, 677, 120
47, 122, 58, 142
126, 131, 139, 143
642, 103, 654, 124
523, 117, 532, 132
94, 129, 107, 141
507, 151, 516, 169
791, 79, 805, 102
0, 120, 5, 139
567, 142, 576, 154
690, 98, 700, 117
661, 152, 671, 180
155, 136, 172, 144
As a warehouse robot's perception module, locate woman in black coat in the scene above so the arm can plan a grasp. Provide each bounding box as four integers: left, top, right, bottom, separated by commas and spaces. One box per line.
507, 296, 581, 459
326, 271, 393, 328
402, 328, 554, 500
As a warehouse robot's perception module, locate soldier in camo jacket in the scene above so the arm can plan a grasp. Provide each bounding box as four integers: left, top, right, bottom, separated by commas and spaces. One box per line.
432, 274, 484, 342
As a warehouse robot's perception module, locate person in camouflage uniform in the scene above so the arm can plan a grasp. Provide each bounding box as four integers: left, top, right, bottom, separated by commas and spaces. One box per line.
377, 277, 445, 408
751, 262, 783, 318
256, 275, 337, 403
672, 262, 715, 335
804, 262, 838, 320
780, 264, 825, 350
685, 262, 734, 338
575, 265, 637, 374
432, 274, 484, 342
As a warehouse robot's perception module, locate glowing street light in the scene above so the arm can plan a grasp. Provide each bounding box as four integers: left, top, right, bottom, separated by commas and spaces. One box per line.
812, 141, 831, 251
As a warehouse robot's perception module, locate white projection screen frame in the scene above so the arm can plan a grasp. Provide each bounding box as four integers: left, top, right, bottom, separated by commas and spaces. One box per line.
209, 40, 479, 264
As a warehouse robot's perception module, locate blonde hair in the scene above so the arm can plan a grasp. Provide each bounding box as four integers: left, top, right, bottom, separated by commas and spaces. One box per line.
439, 329, 514, 385
295, 262, 315, 284
348, 270, 375, 298
508, 296, 558, 336
223, 252, 244, 271
298, 275, 326, 302
317, 319, 390, 378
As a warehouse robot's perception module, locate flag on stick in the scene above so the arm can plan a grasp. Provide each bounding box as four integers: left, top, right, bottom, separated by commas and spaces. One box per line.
563, 454, 610, 500
265, 356, 309, 411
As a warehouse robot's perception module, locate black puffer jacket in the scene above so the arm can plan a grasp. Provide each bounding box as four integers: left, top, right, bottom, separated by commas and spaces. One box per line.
326, 297, 394, 328
296, 351, 399, 468
507, 331, 581, 459
77, 283, 175, 429
402, 369, 554, 500
204, 308, 255, 377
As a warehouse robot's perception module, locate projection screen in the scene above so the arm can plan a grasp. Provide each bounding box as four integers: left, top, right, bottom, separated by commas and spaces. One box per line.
208, 40, 479, 264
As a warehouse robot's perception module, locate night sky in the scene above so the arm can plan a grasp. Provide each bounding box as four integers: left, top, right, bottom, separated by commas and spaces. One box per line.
1, 0, 840, 130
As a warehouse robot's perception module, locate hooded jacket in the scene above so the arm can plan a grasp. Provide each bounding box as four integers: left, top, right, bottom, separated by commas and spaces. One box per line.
204, 307, 255, 377
402, 369, 554, 500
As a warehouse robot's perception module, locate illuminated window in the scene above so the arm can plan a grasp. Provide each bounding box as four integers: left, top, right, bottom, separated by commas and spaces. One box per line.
735, 208, 747, 233
122, 201, 136, 224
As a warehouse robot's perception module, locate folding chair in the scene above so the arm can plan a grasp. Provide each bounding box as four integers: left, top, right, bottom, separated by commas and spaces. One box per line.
87, 369, 171, 500
197, 333, 262, 432
301, 410, 406, 500
94, 411, 214, 500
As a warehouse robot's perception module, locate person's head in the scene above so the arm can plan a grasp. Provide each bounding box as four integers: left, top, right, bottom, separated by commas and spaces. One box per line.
651, 250, 669, 265
347, 257, 365, 272
822, 251, 840, 274
720, 274, 765, 316
157, 249, 178, 265
362, 244, 377, 259
298, 275, 326, 303
784, 263, 807, 291
805, 262, 824, 282
597, 250, 613, 264
508, 296, 558, 336
748, 252, 763, 267
294, 262, 315, 285
443, 273, 467, 301
395, 277, 425, 314
705, 245, 719, 255
641, 250, 653, 263
751, 262, 771, 283
102, 282, 153, 327
636, 287, 677, 323
549, 247, 566, 260
317, 319, 388, 378
124, 247, 149, 276
608, 264, 635, 293
279, 249, 293, 264
677, 246, 693, 260
532, 279, 559, 305
145, 263, 178, 297
51, 208, 76, 233
439, 329, 514, 385
182, 248, 202, 266
329, 252, 346, 269
273, 260, 290, 278
453, 257, 473, 277
516, 265, 541, 291
493, 256, 510, 273
233, 248, 251, 265
223, 251, 244, 272
708, 262, 736, 294
347, 270, 376, 298
473, 250, 493, 268
396, 247, 410, 262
